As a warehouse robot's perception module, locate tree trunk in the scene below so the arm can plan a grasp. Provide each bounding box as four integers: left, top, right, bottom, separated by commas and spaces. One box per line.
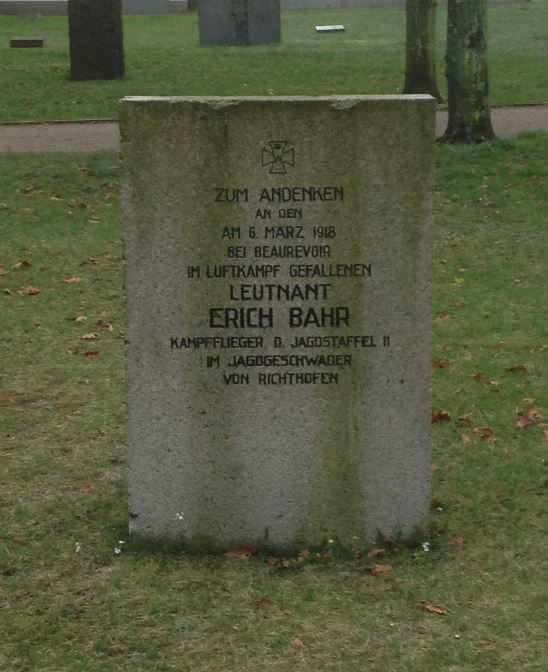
68, 0, 125, 81
442, 0, 495, 143
403, 0, 443, 102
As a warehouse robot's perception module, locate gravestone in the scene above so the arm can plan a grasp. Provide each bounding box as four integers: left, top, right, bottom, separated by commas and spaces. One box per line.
199, 0, 281, 46
68, 0, 124, 81
10, 37, 45, 48
121, 95, 435, 551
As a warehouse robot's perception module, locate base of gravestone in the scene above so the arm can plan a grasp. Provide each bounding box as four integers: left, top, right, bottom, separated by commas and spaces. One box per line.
199, 0, 281, 46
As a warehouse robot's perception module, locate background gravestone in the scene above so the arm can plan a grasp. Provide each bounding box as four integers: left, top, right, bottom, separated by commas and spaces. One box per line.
68, 0, 124, 81
121, 95, 435, 551
199, 0, 281, 46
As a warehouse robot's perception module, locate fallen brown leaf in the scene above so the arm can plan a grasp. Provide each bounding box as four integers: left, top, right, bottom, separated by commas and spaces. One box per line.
82, 484, 93, 493
436, 311, 450, 321
451, 535, 465, 548
420, 603, 446, 615
297, 549, 311, 563
96, 320, 113, 331
456, 410, 475, 426
13, 260, 31, 270
80, 332, 99, 341
224, 546, 253, 560
432, 410, 452, 424
506, 364, 527, 373
516, 407, 541, 428
255, 598, 273, 608
461, 434, 471, 445
493, 341, 509, 349
366, 547, 385, 559
433, 358, 454, 370
473, 426, 494, 441
19, 186, 42, 195
64, 276, 82, 284
371, 563, 391, 576
84, 351, 99, 359
23, 285, 39, 295
290, 638, 304, 648
470, 372, 488, 382
479, 637, 497, 649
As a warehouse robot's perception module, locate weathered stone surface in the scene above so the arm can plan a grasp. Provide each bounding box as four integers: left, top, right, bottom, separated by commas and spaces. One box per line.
121, 95, 435, 551
199, 0, 281, 46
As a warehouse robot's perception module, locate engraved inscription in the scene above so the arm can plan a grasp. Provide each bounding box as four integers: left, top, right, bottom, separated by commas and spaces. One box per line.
174, 173, 390, 386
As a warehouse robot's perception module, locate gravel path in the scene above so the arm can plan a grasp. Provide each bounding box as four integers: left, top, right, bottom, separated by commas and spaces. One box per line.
0, 105, 547, 153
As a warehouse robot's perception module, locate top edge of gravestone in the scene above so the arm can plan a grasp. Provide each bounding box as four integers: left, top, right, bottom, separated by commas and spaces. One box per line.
120, 95, 435, 105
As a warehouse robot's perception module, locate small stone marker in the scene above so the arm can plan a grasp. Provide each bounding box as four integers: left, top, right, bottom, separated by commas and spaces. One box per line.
199, 0, 281, 46
315, 25, 345, 33
10, 37, 45, 48
121, 95, 435, 551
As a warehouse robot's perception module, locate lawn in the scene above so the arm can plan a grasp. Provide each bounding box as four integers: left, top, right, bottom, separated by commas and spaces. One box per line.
0, 2, 547, 122
1, 133, 547, 671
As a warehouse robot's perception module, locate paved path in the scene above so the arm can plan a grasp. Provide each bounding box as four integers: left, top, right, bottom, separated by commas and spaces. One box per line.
0, 105, 547, 153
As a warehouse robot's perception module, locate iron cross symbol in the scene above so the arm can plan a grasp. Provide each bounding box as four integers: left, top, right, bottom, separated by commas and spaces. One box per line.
261, 141, 295, 175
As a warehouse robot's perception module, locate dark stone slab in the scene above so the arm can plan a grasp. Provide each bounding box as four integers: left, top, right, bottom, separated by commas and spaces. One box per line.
10, 37, 45, 47
68, 0, 124, 81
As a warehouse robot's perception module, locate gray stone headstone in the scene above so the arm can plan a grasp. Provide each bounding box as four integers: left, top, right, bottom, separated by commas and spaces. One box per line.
121, 95, 435, 552
199, 0, 281, 46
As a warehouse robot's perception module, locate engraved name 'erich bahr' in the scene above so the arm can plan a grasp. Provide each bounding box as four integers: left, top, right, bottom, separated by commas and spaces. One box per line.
208, 305, 351, 329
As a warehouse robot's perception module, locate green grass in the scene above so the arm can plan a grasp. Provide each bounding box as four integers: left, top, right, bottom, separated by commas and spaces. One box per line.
1, 134, 547, 670
1, 2, 548, 122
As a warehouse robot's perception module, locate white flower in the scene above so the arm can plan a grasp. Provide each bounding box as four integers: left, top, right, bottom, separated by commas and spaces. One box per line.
175, 512, 184, 521
421, 542, 430, 552
328, 539, 334, 545
114, 547, 122, 555
75, 542, 81, 553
